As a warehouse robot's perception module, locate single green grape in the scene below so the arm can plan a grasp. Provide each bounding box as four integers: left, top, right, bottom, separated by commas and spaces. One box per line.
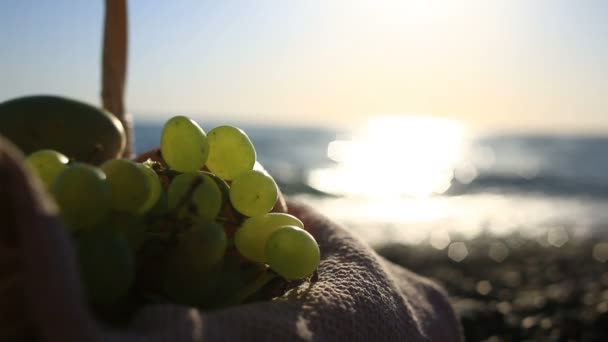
229, 170, 278, 217
75, 228, 135, 306
26, 149, 69, 189
163, 260, 222, 307
211, 255, 248, 305
163, 222, 227, 306
51, 163, 111, 230
147, 187, 169, 217
138, 162, 162, 213
101, 159, 152, 214
173, 222, 228, 274
265, 226, 320, 280
100, 211, 148, 252
167, 172, 222, 223
205, 125, 256, 180
160, 116, 209, 172
201, 171, 230, 207
235, 213, 304, 263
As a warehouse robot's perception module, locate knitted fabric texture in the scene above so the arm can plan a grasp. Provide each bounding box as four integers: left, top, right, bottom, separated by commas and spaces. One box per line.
0, 137, 462, 342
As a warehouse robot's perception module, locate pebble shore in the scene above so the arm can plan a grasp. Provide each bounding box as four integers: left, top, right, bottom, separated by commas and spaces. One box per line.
377, 232, 608, 342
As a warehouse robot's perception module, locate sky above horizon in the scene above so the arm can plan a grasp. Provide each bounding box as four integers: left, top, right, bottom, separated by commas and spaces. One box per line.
1, 0, 607, 133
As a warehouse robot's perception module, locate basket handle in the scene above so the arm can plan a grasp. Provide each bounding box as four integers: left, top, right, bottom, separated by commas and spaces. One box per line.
101, 0, 132, 157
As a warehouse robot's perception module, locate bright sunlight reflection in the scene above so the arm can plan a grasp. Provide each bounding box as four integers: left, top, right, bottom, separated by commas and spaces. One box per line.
308, 115, 465, 197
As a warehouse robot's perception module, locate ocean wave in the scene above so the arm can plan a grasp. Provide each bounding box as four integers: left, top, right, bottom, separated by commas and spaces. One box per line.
447, 173, 608, 198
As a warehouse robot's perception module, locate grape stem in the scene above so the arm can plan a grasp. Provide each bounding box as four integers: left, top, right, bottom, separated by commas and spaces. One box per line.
221, 271, 277, 306
168, 177, 203, 240
173, 177, 201, 214
157, 169, 181, 178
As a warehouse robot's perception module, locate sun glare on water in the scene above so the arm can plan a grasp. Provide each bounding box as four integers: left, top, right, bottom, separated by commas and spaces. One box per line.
308, 115, 465, 198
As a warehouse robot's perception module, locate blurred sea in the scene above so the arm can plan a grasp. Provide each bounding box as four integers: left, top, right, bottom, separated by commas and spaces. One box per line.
134, 120, 608, 248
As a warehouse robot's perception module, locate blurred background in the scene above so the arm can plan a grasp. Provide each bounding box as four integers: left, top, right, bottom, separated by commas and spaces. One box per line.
2, 1, 608, 340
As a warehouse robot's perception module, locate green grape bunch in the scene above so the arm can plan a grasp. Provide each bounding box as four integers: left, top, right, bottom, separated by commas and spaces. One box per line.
23, 114, 320, 318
